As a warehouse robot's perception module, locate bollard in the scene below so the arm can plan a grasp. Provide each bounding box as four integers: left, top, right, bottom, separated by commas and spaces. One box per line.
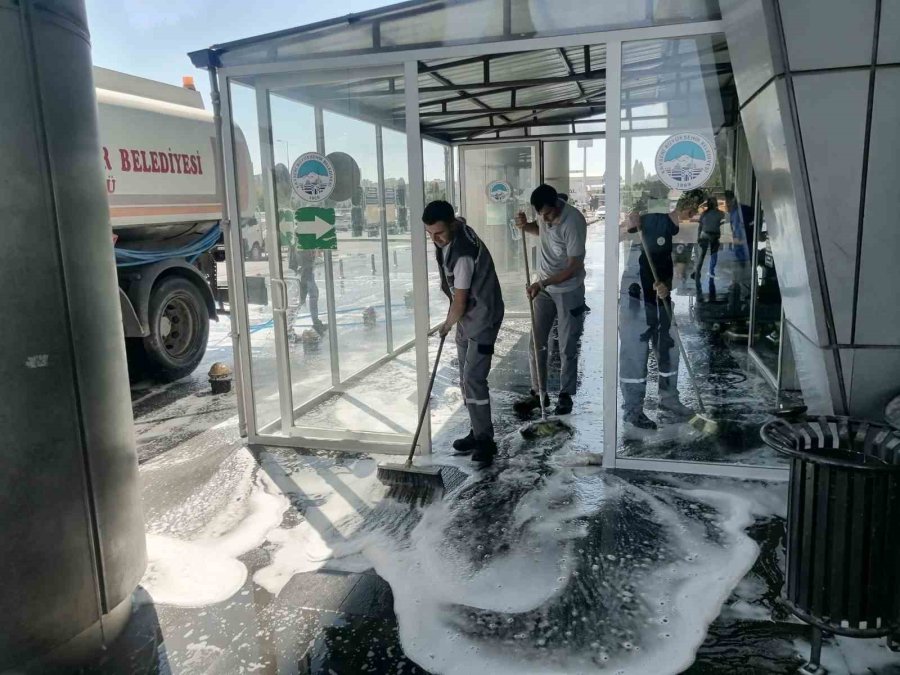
339, 257, 345, 278
393, 249, 398, 267
371, 253, 376, 275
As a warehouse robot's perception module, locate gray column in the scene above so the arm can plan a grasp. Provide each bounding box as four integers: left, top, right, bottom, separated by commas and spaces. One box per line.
721, 0, 900, 418
0, 0, 146, 669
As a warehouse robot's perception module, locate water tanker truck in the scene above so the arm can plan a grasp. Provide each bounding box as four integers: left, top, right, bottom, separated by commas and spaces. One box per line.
96, 67, 256, 381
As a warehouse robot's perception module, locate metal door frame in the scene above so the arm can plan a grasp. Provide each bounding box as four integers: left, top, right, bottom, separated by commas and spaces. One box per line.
221, 63, 428, 455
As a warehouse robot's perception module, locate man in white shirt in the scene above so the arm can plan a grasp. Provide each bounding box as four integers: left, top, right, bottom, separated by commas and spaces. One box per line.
514, 184, 588, 417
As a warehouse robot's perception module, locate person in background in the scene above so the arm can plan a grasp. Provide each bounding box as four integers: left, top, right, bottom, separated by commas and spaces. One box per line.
513, 184, 588, 418
423, 200, 505, 467
694, 195, 724, 302
289, 246, 326, 336
619, 191, 701, 425
724, 189, 754, 280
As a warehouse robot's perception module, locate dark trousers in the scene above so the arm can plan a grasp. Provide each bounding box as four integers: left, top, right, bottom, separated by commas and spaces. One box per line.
639, 255, 673, 337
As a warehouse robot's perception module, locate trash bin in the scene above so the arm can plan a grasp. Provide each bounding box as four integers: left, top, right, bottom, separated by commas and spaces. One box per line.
761, 416, 900, 674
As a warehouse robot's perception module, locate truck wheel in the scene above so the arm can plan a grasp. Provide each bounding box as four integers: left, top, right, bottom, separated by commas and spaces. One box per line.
249, 243, 262, 261
143, 277, 209, 382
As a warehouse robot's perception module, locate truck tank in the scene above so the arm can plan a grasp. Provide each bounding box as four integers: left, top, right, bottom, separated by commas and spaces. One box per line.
95, 67, 257, 381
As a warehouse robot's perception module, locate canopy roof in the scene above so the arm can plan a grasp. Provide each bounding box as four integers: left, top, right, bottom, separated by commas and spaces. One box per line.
191, 0, 734, 142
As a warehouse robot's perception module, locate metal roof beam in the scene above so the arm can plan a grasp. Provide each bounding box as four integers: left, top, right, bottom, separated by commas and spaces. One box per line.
425, 71, 513, 124
557, 47, 586, 98
421, 97, 604, 117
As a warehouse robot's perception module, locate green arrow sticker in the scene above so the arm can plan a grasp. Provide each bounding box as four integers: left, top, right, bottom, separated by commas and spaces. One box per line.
293, 207, 337, 250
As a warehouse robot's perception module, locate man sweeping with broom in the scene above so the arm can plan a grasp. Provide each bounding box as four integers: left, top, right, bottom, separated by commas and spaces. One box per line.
513, 184, 588, 420
424, 200, 505, 467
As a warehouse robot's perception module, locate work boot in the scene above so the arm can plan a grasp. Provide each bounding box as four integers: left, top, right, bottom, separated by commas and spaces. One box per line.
554, 393, 573, 415
313, 320, 328, 335
471, 438, 497, 467
452, 430, 478, 455
624, 409, 657, 430
659, 398, 694, 420
513, 390, 550, 418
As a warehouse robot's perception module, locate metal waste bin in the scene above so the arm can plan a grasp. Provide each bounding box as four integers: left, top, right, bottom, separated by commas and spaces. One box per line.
761, 416, 900, 674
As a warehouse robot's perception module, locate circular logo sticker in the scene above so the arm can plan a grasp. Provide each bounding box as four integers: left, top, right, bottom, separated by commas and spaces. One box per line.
487, 180, 512, 203
290, 152, 335, 202
654, 133, 716, 190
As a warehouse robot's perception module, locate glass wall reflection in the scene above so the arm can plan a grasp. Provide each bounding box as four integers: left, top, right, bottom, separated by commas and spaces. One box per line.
616, 35, 784, 466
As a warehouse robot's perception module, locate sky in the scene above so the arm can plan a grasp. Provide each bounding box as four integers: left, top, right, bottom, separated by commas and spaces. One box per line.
86, 0, 396, 101
86, 0, 669, 188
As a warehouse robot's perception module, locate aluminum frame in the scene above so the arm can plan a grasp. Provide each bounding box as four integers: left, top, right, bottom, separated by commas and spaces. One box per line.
218, 17, 789, 480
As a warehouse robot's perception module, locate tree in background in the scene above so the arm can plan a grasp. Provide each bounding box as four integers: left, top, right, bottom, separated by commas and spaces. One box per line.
632, 159, 647, 184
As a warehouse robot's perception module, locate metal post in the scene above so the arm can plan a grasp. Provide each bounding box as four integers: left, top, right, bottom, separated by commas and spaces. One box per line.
582, 145, 587, 202
256, 87, 295, 434
208, 67, 247, 438
405, 60, 432, 456
602, 40, 623, 469
747, 180, 761, 351
219, 71, 259, 437
315, 106, 340, 385
376, 125, 394, 353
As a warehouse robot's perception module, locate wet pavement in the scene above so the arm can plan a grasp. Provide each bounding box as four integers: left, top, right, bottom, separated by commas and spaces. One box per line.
81, 230, 900, 674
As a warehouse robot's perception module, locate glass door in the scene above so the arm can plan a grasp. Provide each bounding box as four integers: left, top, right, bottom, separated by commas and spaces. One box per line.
459, 142, 540, 315
611, 34, 787, 477
225, 64, 423, 453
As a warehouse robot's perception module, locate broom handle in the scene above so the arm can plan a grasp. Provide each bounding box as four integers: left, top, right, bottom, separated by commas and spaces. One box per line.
522, 227, 549, 421
636, 228, 708, 415
406, 333, 446, 466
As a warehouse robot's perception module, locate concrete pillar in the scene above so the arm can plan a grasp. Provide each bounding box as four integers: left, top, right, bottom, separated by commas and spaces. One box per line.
541, 137, 570, 195
721, 0, 900, 418
0, 0, 146, 670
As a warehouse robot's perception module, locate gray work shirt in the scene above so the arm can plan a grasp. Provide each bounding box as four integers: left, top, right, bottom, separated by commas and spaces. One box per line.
538, 199, 587, 294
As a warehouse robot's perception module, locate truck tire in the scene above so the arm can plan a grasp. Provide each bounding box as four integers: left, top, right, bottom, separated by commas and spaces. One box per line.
143, 276, 209, 382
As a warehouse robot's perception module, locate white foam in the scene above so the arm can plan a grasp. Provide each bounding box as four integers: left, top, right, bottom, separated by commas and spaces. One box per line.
317, 467, 765, 675
252, 453, 385, 595
141, 450, 288, 607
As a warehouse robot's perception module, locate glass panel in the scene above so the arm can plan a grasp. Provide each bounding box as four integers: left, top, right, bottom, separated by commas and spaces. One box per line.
248, 65, 417, 443
268, 94, 335, 418
381, 0, 504, 47
423, 140, 451, 326
510, 0, 720, 37
615, 35, 784, 467
460, 143, 538, 315
229, 82, 281, 430
381, 127, 416, 348
323, 110, 390, 379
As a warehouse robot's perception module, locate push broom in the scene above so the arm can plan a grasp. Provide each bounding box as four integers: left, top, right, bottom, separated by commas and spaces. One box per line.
637, 228, 719, 436
377, 334, 447, 502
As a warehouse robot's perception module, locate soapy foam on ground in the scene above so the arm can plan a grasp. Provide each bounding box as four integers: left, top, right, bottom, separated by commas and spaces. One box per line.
293, 431, 770, 675
141, 449, 288, 607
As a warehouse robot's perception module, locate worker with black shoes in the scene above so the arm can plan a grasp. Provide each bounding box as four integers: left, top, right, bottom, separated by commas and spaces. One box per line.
513, 184, 588, 418
424, 201, 505, 467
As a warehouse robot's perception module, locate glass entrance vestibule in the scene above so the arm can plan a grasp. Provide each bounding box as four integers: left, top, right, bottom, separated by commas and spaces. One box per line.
200, 8, 796, 481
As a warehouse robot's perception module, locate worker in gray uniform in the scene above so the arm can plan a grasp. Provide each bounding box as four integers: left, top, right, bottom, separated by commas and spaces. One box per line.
423, 200, 505, 466
513, 184, 588, 417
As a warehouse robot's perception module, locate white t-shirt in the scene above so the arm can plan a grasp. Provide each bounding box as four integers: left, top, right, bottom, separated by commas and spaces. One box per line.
439, 237, 475, 292
539, 199, 587, 294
